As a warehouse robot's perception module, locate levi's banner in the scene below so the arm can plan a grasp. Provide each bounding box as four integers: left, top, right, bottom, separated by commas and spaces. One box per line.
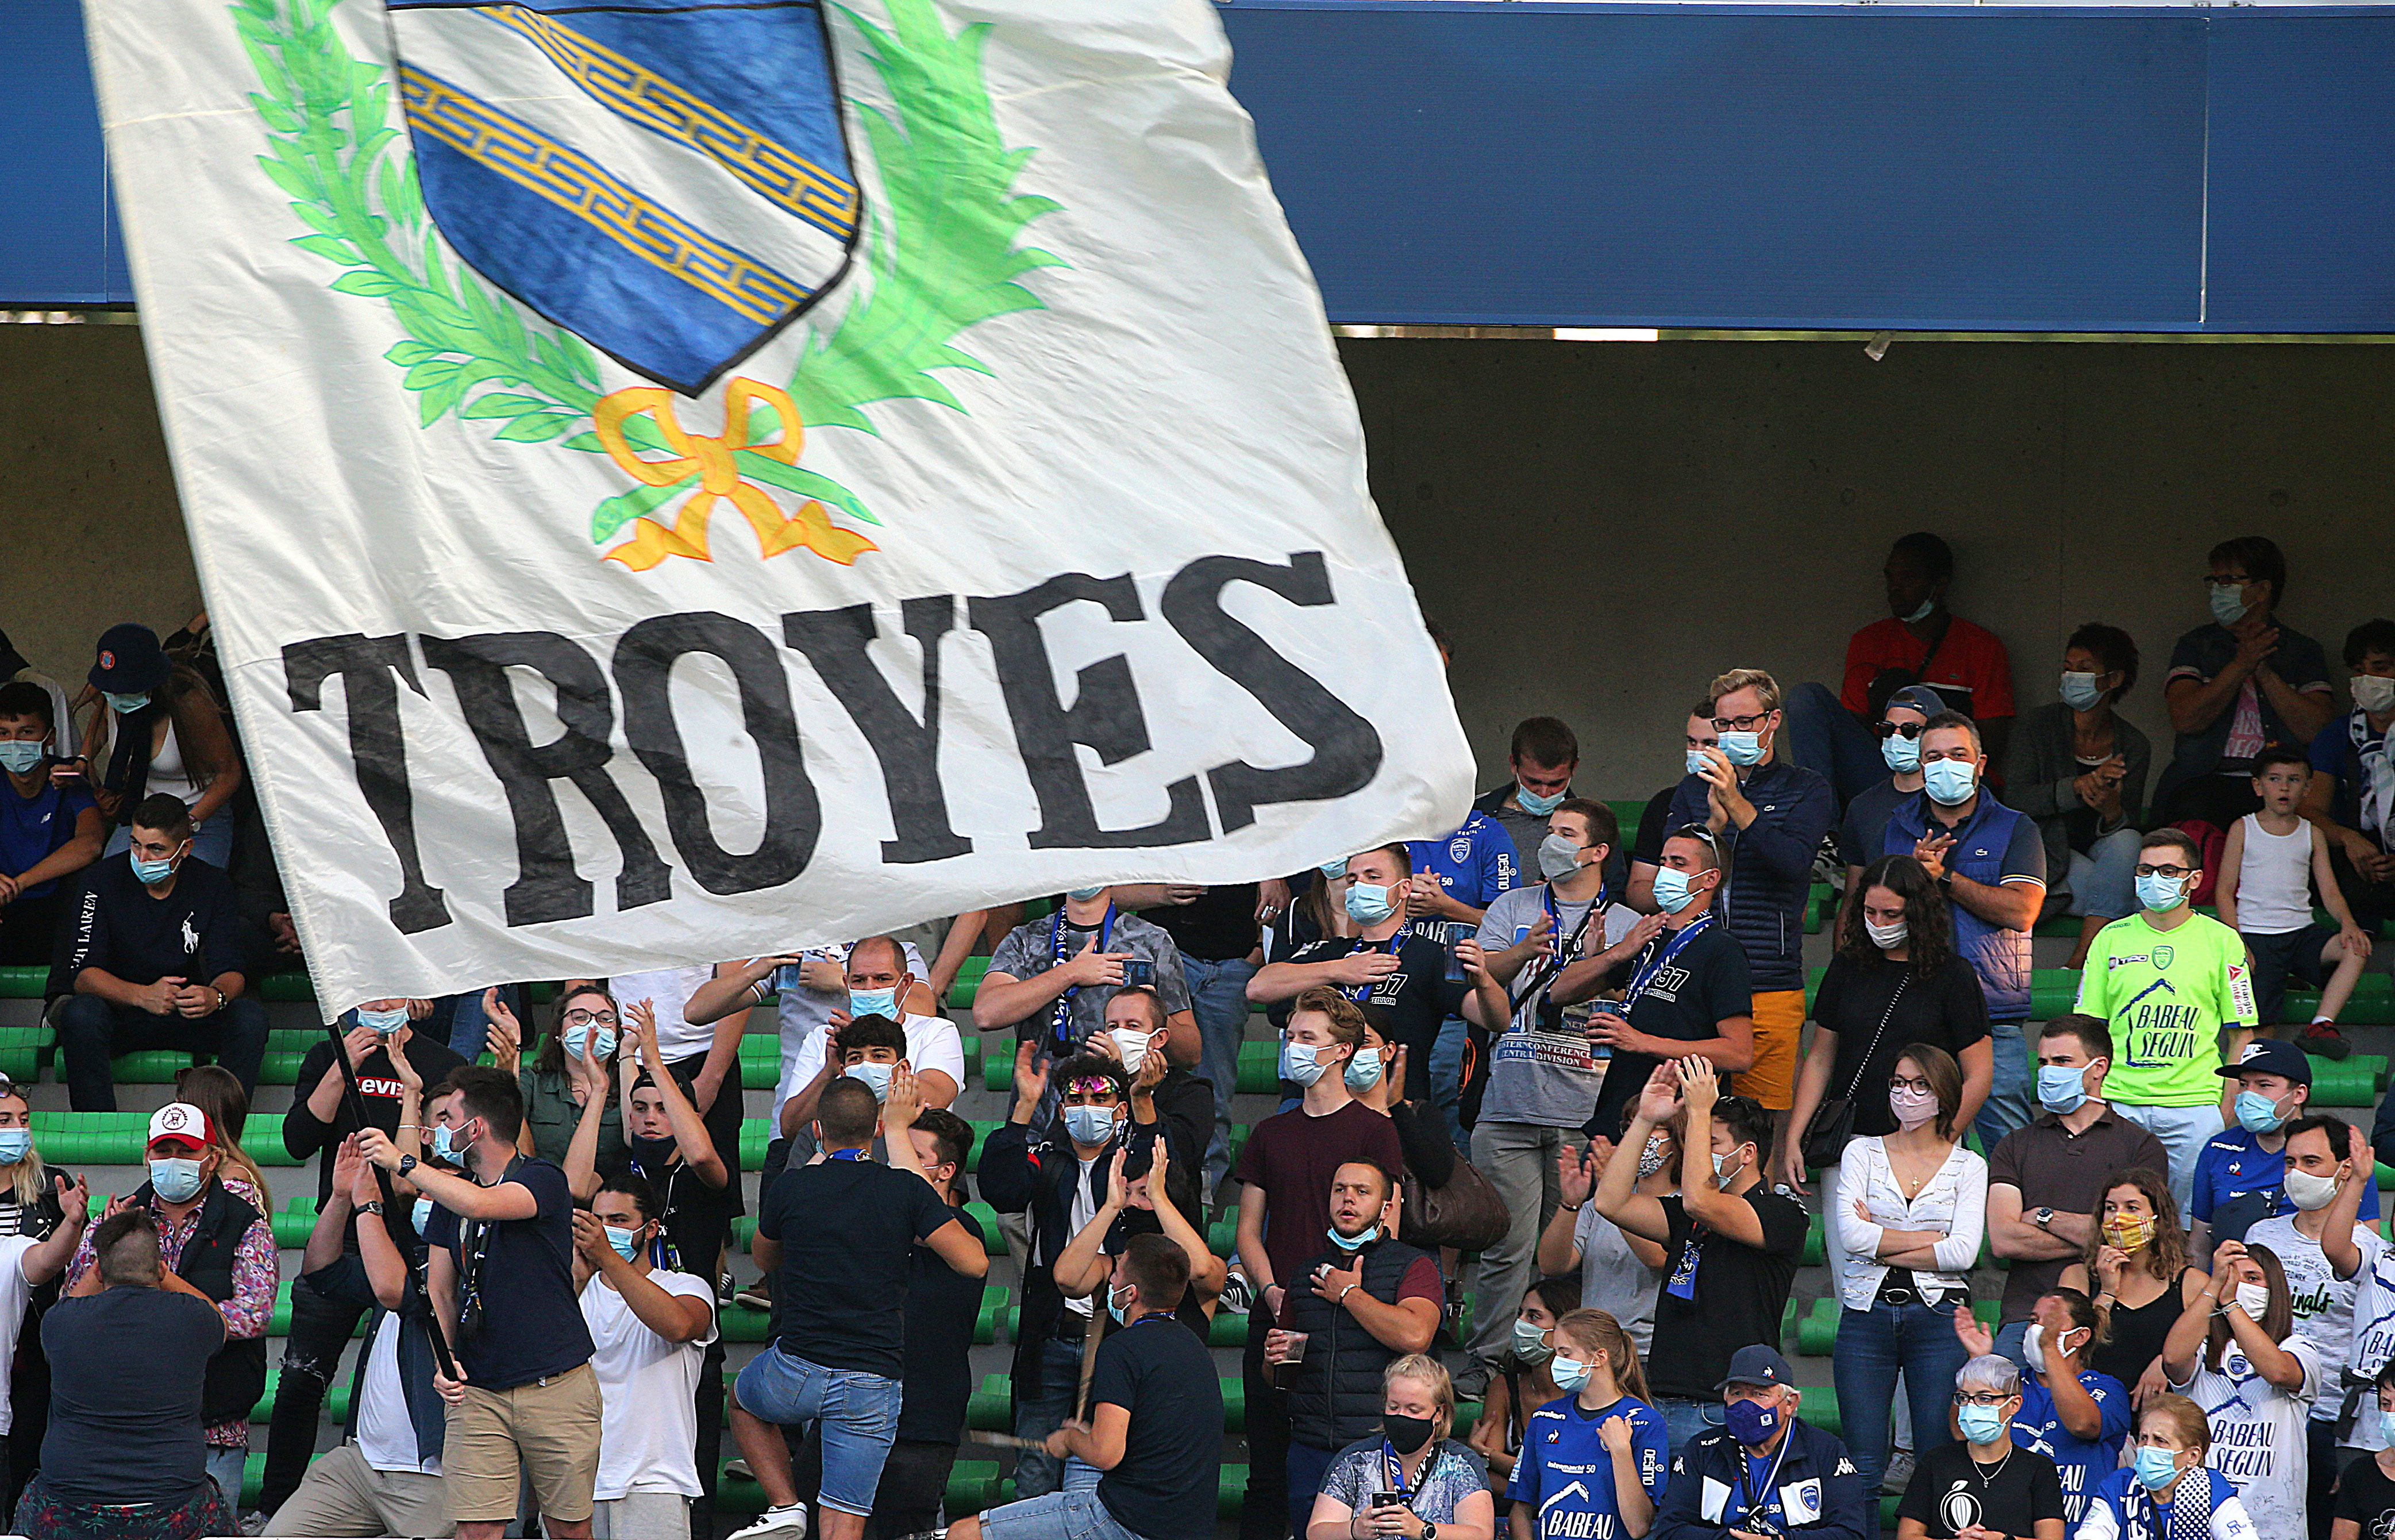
83, 0, 1471, 1010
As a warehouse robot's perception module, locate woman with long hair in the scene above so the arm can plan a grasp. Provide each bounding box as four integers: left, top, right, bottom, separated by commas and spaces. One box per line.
75, 623, 245, 870
1774, 855, 1992, 1208
1305, 1355, 1496, 1540
1830, 1041, 1988, 1496
2059, 1167, 2210, 1403
1503, 1309, 1664, 1539
519, 984, 629, 1168
1468, 1276, 1579, 1485
2003, 622, 2150, 970
2160, 1241, 2317, 1540
2077, 1393, 2257, 1540
171, 1064, 270, 1211
0, 1079, 77, 1514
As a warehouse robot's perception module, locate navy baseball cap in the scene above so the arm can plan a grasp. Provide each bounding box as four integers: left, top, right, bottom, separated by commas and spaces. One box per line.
88, 623, 167, 694
2217, 1037, 2312, 1086
1715, 1345, 1797, 1392
1884, 685, 1947, 721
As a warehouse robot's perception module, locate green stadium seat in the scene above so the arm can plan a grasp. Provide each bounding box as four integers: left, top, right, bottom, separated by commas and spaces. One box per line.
1222, 1375, 1246, 1433
1219, 1464, 1247, 1521
962, 1199, 1008, 1256
721, 1306, 772, 1343
1208, 1308, 1248, 1348
0, 1026, 41, 1082
968, 1372, 1011, 1432
2314, 1064, 2377, 1108
1801, 1215, 1824, 1267
1239, 1040, 1281, 1094
948, 957, 991, 1010
1804, 1384, 1840, 1437
977, 1294, 1004, 1345
962, 1033, 983, 1080
948, 1459, 1002, 1514
0, 967, 45, 999
268, 1281, 369, 1338
1208, 1215, 1237, 1258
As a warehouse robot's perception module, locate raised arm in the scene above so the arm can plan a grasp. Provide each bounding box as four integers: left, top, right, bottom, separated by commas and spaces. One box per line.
627, 1000, 727, 1188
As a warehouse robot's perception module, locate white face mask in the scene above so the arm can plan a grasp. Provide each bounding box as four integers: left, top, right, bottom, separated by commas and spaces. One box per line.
1108, 1029, 1152, 1075
1711, 1148, 1746, 1189
2234, 1281, 2272, 1319
2283, 1166, 2342, 1212
1864, 917, 1908, 950
2357, 673, 2395, 716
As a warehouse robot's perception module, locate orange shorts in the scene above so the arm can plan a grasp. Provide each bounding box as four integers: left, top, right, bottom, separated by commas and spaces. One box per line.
1735, 989, 1805, 1111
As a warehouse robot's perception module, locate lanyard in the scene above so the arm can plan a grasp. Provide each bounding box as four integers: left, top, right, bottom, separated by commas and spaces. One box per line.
826, 1148, 867, 1161
1513, 888, 1601, 1025
1342, 924, 1414, 1002
1047, 906, 1116, 1052
1623, 911, 1713, 1009
1732, 1433, 1792, 1533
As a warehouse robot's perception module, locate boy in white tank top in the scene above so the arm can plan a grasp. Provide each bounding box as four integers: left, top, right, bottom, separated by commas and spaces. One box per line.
2218, 748, 2375, 1055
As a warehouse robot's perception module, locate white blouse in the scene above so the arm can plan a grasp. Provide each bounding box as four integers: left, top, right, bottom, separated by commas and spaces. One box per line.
1831, 1134, 1987, 1311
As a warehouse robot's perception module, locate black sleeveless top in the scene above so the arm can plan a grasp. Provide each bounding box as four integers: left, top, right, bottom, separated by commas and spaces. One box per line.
2090, 1266, 2190, 1388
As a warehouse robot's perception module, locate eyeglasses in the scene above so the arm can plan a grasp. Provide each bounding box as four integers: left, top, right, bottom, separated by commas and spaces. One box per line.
1953, 1392, 2015, 1408
1874, 721, 1926, 741
563, 1008, 618, 1027
1889, 1076, 1932, 1094
2204, 574, 2253, 590
1712, 713, 1771, 732
2132, 864, 2192, 880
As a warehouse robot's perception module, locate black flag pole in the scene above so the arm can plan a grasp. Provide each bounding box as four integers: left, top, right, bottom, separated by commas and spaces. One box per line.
318, 1012, 461, 1383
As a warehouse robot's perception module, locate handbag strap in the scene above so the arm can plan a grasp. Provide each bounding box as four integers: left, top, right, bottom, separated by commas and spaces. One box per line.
1838, 969, 1911, 1102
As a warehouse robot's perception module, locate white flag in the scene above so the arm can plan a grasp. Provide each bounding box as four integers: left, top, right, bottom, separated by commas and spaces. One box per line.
83, 0, 1471, 1010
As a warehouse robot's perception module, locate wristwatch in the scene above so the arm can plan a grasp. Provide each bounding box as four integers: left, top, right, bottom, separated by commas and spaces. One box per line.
2032, 1207, 2055, 1230
357, 1200, 384, 1216
397, 1154, 418, 1176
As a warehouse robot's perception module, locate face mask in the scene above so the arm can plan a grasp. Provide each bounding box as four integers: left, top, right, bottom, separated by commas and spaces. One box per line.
2284, 1166, 2341, 1212
1108, 1029, 1152, 1075
2136, 871, 2188, 913
1652, 867, 1704, 915
1318, 858, 1349, 880
1685, 747, 1711, 776
413, 1198, 434, 1233
2104, 1212, 2155, 1252
1280, 1040, 1329, 1088
1383, 1413, 1437, 1456
2381, 1408, 2395, 1446
1923, 758, 1978, 806
604, 1225, 642, 1262
1888, 1085, 1938, 1129
1067, 884, 1107, 903
2234, 1090, 2286, 1134
1345, 882, 1396, 926
848, 987, 898, 1021
1328, 1224, 1379, 1252
2036, 1064, 2089, 1115
149, 1157, 205, 1203
1712, 1148, 1747, 1190
2134, 1446, 2183, 1491
0, 742, 42, 775
1723, 1396, 1782, 1447
1881, 732, 1922, 774
1344, 1048, 1385, 1093
1901, 596, 1936, 624
1865, 918, 1908, 950
2211, 583, 2251, 628
1957, 1404, 2009, 1446
103, 691, 152, 716
1718, 730, 1765, 768
1515, 782, 1565, 817
130, 849, 176, 886
1550, 1355, 1592, 1393
0, 1130, 31, 1165
845, 1062, 896, 1102
570, 1027, 618, 1063
2356, 675, 2395, 717
1107, 1284, 1133, 1327
430, 1121, 473, 1165
2234, 1281, 2271, 1319
1512, 1318, 1553, 1363
1537, 833, 1587, 883
357, 1006, 409, 1036
1637, 1133, 1670, 1179
2023, 1323, 2084, 1366
2059, 671, 2107, 710
1062, 1105, 1118, 1147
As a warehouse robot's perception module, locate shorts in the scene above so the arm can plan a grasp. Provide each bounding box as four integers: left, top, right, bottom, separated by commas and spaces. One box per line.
2243, 923, 2341, 1023
1736, 990, 1803, 1111
733, 1346, 900, 1518
978, 1487, 1148, 1540
12, 1474, 234, 1540
444, 1361, 603, 1524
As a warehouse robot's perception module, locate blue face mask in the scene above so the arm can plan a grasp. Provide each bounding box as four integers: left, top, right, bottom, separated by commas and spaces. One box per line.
2134, 1446, 2183, 1491
0, 1130, 31, 1165
1344, 1048, 1385, 1092
356, 1006, 409, 1036
570, 1027, 617, 1063
1551, 1355, 1592, 1393
1067, 884, 1107, 903
1957, 1404, 2009, 1446
1923, 758, 1978, 806
2036, 1064, 2088, 1115
1345, 883, 1396, 926
1718, 730, 1765, 767
1881, 732, 1921, 774
1652, 867, 1703, 915
0, 741, 42, 775
149, 1157, 205, 1203
848, 988, 898, 1021
845, 1061, 895, 1102
2136, 872, 2188, 913
1280, 1040, 1329, 1088
103, 691, 152, 717
130, 848, 176, 886
1062, 1104, 1117, 1148
604, 1225, 642, 1262
1516, 782, 1566, 817
431, 1121, 473, 1165
2059, 671, 2106, 711
1107, 1284, 1133, 1327
1327, 1224, 1378, 1252
1318, 858, 1349, 880
1723, 1396, 1781, 1447
2210, 583, 2251, 628
2234, 1089, 2286, 1134
1684, 748, 1711, 776
412, 1197, 434, 1234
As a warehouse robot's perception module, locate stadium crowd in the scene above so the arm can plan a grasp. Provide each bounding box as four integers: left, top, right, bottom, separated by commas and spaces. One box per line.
0, 530, 2389, 1540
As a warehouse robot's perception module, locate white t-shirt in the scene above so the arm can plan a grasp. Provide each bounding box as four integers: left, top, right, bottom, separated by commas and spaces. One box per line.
1571, 1199, 1659, 1356
0, 1237, 36, 1435
1061, 1152, 1103, 1319
2344, 1241, 2395, 1452
2245, 1215, 2381, 1427
607, 965, 722, 1064
2171, 1332, 2322, 1540
582, 1268, 719, 1500
355, 1312, 438, 1475
773, 1007, 962, 1123
765, 941, 931, 1113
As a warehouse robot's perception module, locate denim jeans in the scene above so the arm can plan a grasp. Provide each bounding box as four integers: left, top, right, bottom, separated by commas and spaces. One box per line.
1183, 954, 1258, 1196
1655, 1396, 1726, 1456
1784, 682, 1888, 808
444, 983, 523, 1061
978, 1487, 1147, 1540
1972, 1019, 2031, 1157
732, 1346, 900, 1518
1012, 1334, 1087, 1499
206, 1446, 247, 1520
2067, 828, 2142, 921
1832, 1298, 1968, 1495
1430, 1016, 1473, 1157
1993, 1318, 2030, 1372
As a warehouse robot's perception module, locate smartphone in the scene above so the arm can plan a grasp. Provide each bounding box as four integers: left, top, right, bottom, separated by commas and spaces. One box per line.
1442, 925, 1470, 983
48, 764, 84, 786
1121, 958, 1155, 989
1372, 1493, 1405, 1511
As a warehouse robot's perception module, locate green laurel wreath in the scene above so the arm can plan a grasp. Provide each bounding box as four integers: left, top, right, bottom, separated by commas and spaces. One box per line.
230, 0, 1062, 549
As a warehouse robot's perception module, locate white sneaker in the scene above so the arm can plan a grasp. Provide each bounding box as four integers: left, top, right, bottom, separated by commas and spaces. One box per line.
730, 1504, 810, 1540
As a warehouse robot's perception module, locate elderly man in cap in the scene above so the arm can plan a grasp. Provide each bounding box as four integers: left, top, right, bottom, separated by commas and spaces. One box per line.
1650, 1345, 1873, 1540
61, 1102, 279, 1516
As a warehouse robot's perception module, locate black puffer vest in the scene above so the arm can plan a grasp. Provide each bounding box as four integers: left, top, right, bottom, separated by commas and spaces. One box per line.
136, 1180, 269, 1426
1283, 1234, 1433, 1450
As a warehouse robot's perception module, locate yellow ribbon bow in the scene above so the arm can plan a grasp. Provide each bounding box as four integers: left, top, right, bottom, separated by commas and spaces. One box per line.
592, 377, 876, 569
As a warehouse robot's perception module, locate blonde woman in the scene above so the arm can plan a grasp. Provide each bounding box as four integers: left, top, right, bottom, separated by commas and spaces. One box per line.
1306, 1356, 1496, 1540
1504, 1308, 1664, 1540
